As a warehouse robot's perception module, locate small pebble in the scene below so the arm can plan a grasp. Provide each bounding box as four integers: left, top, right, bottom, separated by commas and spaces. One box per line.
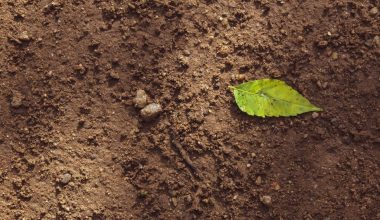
331, 52, 338, 60
183, 50, 191, 56
171, 197, 178, 207
74, 63, 86, 75
312, 112, 319, 119
18, 31, 31, 42
11, 91, 23, 108
317, 40, 328, 48
140, 103, 162, 120
109, 71, 120, 80
373, 36, 380, 47
133, 89, 148, 108
369, 7, 378, 16
255, 176, 262, 185
59, 173, 72, 185
260, 195, 272, 206
251, 152, 256, 158
272, 182, 281, 191
184, 195, 192, 204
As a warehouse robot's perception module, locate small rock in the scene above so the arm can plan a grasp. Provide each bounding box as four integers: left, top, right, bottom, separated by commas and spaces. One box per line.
183, 50, 191, 56
11, 91, 24, 108
255, 176, 262, 185
171, 197, 177, 207
133, 89, 148, 108
58, 173, 72, 185
260, 195, 272, 206
73, 63, 86, 75
251, 152, 256, 158
177, 55, 189, 68
18, 31, 31, 42
201, 198, 209, 204
232, 74, 246, 81
137, 190, 148, 198
373, 36, 380, 47
331, 52, 338, 60
312, 112, 319, 119
217, 45, 231, 57
184, 195, 192, 204
317, 40, 328, 48
272, 182, 281, 191
140, 103, 162, 120
369, 7, 378, 16
109, 71, 120, 80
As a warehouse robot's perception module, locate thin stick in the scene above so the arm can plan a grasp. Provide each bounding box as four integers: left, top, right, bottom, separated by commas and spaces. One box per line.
170, 135, 202, 180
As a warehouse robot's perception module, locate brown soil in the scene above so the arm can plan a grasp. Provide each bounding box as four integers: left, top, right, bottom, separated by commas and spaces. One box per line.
0, 0, 379, 219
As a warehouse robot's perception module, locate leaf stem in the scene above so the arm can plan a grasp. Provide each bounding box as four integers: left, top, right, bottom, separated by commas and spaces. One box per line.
228, 85, 236, 92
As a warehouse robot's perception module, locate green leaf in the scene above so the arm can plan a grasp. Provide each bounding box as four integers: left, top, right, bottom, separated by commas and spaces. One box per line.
229, 79, 322, 117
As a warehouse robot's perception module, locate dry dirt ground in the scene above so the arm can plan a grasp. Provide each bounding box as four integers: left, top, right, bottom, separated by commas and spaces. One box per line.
0, 0, 379, 219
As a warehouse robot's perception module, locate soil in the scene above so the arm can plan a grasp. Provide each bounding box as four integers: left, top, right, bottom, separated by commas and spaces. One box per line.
0, 0, 379, 219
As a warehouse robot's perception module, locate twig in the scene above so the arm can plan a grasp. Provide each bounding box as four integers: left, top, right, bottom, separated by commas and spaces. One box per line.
170, 135, 202, 180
